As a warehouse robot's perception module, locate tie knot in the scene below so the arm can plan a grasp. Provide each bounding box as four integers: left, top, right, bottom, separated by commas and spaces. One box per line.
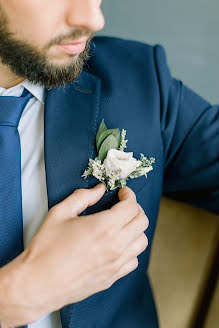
0, 88, 33, 127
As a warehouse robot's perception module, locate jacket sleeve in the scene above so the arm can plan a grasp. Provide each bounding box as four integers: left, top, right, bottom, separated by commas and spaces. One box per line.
154, 44, 219, 215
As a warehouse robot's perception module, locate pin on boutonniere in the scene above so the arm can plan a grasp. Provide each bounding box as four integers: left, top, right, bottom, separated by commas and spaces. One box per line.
81, 119, 155, 192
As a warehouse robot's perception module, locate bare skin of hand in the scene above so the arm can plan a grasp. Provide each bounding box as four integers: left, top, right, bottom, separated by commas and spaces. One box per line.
0, 184, 149, 327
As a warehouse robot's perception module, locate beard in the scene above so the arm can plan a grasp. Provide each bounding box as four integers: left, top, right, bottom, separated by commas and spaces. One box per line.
0, 7, 95, 89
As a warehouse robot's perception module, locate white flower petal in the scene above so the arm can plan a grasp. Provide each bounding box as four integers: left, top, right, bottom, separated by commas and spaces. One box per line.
103, 149, 141, 179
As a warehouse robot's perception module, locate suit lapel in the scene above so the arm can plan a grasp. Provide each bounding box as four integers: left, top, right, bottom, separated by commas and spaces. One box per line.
44, 69, 102, 207
44, 69, 102, 328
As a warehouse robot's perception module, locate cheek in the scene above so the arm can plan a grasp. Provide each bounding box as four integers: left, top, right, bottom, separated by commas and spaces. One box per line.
2, 0, 61, 47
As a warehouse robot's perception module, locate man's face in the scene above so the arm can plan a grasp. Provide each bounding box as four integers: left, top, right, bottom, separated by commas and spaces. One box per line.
0, 0, 105, 89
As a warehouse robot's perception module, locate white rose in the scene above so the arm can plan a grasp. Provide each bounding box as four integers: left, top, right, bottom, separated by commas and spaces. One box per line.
103, 149, 142, 179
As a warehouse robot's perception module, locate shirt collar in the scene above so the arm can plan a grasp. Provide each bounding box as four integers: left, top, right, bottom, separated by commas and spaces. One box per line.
0, 78, 45, 104
20, 79, 45, 104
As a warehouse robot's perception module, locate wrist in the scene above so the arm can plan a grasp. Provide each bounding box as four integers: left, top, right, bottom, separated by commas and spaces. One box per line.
0, 250, 39, 326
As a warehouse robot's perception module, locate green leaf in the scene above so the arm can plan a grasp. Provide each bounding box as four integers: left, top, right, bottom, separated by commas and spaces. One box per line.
98, 134, 119, 162
111, 129, 121, 146
96, 119, 107, 149
96, 128, 121, 152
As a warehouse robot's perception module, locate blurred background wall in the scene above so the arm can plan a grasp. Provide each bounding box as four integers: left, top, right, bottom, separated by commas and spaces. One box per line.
97, 0, 219, 104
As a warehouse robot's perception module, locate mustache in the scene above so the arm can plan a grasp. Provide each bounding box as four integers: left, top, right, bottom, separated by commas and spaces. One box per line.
46, 29, 95, 49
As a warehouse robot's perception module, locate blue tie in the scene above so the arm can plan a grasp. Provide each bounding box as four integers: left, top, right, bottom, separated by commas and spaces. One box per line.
0, 87, 33, 270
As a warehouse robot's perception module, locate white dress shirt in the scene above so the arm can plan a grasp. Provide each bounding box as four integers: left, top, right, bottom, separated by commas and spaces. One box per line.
0, 80, 62, 328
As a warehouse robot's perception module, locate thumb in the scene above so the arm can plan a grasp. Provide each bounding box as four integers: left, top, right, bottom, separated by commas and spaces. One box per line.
118, 186, 136, 203
62, 183, 106, 217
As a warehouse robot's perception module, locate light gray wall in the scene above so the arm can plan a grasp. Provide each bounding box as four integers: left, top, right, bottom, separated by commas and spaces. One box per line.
97, 0, 219, 104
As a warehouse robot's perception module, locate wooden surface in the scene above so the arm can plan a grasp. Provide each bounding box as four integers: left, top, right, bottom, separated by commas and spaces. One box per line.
203, 278, 219, 328
148, 196, 219, 328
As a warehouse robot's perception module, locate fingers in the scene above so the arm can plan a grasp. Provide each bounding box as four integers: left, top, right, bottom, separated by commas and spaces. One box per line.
107, 187, 139, 228
119, 204, 149, 250
116, 233, 148, 271
59, 183, 106, 218
108, 233, 148, 284
93, 187, 145, 231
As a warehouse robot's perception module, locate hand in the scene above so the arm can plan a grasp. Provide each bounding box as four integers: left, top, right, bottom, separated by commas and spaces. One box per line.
0, 184, 149, 326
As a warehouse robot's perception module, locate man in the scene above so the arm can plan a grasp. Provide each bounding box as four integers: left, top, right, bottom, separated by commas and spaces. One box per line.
0, 1, 218, 328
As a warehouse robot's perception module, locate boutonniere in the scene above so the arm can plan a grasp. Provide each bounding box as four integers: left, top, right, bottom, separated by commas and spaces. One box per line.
81, 119, 155, 192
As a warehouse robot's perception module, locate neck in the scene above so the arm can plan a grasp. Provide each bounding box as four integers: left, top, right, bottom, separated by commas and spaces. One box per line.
0, 62, 25, 89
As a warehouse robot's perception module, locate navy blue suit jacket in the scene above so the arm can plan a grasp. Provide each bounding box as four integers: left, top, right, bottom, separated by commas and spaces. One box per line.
43, 36, 219, 328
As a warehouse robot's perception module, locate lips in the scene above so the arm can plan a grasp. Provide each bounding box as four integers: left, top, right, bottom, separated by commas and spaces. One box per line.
57, 41, 86, 54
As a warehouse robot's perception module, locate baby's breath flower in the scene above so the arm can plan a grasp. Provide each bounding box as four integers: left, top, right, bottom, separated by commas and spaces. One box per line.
82, 157, 105, 183
81, 168, 92, 178
119, 129, 128, 151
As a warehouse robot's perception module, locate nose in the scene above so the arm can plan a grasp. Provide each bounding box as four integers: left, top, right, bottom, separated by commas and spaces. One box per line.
66, 0, 105, 33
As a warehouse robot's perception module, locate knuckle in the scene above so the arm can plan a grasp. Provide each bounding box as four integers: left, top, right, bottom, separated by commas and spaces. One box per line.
129, 188, 137, 202
129, 201, 139, 217
106, 243, 121, 261
137, 203, 142, 211
102, 225, 116, 241
134, 258, 139, 269
104, 278, 115, 290
132, 258, 139, 270
142, 215, 149, 231
142, 234, 148, 250
108, 261, 120, 275
114, 236, 123, 253
137, 205, 149, 230
93, 219, 105, 237
49, 204, 61, 217
73, 188, 87, 196
107, 225, 117, 239
138, 203, 145, 214
95, 218, 115, 239
119, 200, 138, 218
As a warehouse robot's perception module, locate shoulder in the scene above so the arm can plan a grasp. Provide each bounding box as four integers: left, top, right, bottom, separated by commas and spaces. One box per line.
86, 35, 168, 79
90, 35, 155, 56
